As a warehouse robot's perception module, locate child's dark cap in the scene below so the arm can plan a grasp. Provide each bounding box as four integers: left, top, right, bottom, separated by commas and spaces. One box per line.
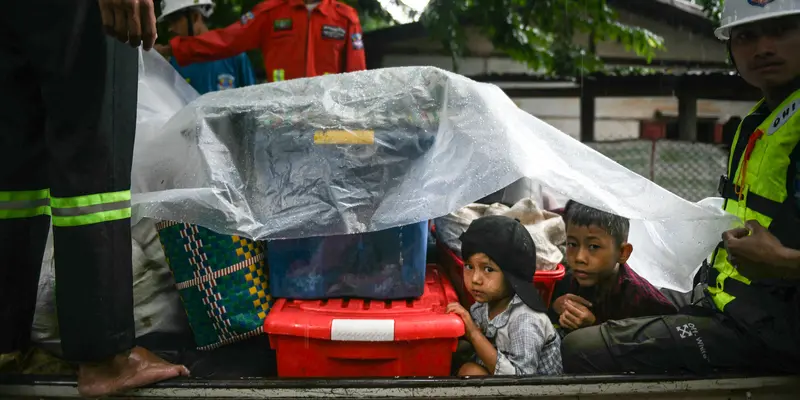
459, 215, 546, 312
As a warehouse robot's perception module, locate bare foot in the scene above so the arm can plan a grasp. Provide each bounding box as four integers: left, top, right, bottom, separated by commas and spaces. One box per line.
77, 346, 189, 398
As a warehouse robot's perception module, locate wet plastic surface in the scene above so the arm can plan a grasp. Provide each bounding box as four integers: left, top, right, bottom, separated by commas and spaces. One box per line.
268, 222, 428, 299
133, 50, 737, 292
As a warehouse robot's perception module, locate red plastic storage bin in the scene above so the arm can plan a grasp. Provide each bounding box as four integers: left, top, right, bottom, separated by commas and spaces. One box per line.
264, 265, 465, 378
434, 227, 565, 308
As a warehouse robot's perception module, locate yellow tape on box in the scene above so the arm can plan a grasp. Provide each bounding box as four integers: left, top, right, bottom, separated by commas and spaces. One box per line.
313, 130, 375, 145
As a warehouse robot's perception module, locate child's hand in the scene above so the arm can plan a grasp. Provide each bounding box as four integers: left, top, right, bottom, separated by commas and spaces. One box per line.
559, 299, 596, 330
447, 302, 480, 339
553, 294, 592, 315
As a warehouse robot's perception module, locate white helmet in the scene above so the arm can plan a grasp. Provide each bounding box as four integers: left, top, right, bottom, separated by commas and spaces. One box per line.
715, 0, 800, 40
159, 0, 215, 22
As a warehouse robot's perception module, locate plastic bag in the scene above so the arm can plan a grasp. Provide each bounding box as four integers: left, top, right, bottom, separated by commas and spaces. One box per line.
131, 54, 737, 292
132, 48, 199, 194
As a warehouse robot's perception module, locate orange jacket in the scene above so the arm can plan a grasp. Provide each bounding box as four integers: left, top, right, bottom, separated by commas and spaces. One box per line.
170, 0, 366, 82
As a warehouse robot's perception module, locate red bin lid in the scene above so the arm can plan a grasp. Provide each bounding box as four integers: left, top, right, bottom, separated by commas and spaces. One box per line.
264, 265, 465, 342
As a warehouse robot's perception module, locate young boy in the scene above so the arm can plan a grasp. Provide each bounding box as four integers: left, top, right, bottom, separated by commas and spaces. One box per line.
447, 215, 562, 376
549, 201, 677, 332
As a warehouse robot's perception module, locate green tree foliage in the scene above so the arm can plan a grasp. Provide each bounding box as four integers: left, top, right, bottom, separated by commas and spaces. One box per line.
692, 0, 724, 24
160, 0, 717, 77
421, 0, 668, 76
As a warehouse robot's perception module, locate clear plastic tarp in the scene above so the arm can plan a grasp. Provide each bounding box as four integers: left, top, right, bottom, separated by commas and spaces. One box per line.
133, 50, 738, 292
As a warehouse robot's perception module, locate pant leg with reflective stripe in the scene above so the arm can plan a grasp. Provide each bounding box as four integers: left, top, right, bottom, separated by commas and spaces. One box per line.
0, 14, 51, 354
0, 189, 51, 220
27, 1, 137, 362
51, 190, 131, 228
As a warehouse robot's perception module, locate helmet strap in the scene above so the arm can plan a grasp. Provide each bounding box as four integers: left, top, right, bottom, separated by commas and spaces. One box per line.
727, 41, 739, 75
186, 10, 194, 36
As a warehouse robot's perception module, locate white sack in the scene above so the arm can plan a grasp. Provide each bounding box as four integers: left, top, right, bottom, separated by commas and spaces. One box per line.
30, 219, 190, 352
435, 198, 565, 271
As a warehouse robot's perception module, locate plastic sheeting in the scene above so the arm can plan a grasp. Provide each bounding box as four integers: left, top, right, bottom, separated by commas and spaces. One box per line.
268, 222, 429, 299
132, 50, 738, 292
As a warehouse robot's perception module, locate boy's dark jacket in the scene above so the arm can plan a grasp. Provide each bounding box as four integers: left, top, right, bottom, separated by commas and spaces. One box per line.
548, 263, 678, 325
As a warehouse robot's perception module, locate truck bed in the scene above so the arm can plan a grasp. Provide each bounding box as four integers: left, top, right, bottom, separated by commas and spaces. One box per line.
1, 374, 799, 399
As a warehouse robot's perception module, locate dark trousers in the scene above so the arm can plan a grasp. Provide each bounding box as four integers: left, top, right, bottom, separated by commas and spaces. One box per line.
561, 286, 800, 375
0, 1, 137, 362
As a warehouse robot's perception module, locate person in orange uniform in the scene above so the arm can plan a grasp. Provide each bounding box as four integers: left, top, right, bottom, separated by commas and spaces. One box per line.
155, 0, 366, 81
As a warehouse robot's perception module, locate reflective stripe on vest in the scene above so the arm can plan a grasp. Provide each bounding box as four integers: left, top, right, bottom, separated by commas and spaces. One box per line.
50, 190, 131, 227
272, 69, 285, 82
0, 189, 51, 219
709, 89, 800, 311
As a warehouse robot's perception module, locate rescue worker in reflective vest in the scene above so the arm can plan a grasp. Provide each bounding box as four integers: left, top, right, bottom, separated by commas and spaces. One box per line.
160, 0, 257, 94
0, 0, 188, 396
561, 0, 800, 374
155, 0, 366, 81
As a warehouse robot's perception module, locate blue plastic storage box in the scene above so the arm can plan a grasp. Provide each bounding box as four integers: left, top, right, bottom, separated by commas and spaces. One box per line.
268, 221, 429, 299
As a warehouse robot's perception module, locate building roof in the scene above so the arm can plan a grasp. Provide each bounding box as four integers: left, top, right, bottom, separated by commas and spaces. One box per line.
607, 0, 716, 39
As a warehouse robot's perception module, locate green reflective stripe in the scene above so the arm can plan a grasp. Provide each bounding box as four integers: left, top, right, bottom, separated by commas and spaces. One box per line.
0, 189, 50, 202
51, 199, 130, 217
0, 206, 52, 219
50, 190, 130, 209
0, 190, 51, 219
273, 69, 285, 81
52, 208, 131, 227
50, 190, 131, 227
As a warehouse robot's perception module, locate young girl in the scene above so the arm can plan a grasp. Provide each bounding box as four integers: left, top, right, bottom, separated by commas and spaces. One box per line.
447, 215, 562, 376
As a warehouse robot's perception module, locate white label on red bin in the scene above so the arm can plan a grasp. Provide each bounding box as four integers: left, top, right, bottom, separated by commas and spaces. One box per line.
331, 319, 395, 342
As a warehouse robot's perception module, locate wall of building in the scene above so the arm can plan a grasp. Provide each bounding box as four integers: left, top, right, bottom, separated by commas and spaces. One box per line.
592, 9, 727, 63
378, 7, 728, 71
512, 97, 753, 141
381, 54, 530, 75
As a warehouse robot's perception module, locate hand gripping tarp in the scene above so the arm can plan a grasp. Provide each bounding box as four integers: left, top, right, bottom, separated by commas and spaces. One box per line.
132, 50, 737, 292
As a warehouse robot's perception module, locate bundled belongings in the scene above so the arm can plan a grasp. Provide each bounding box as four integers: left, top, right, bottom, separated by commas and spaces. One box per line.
195, 89, 437, 300
436, 198, 566, 271
130, 65, 517, 241
157, 222, 272, 350
133, 53, 737, 293
476, 177, 568, 211
135, 49, 276, 351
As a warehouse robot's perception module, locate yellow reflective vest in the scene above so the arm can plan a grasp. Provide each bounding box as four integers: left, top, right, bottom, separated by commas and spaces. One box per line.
709, 89, 800, 313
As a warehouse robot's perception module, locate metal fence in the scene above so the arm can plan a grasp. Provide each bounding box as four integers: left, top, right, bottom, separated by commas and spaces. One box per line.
585, 140, 728, 203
